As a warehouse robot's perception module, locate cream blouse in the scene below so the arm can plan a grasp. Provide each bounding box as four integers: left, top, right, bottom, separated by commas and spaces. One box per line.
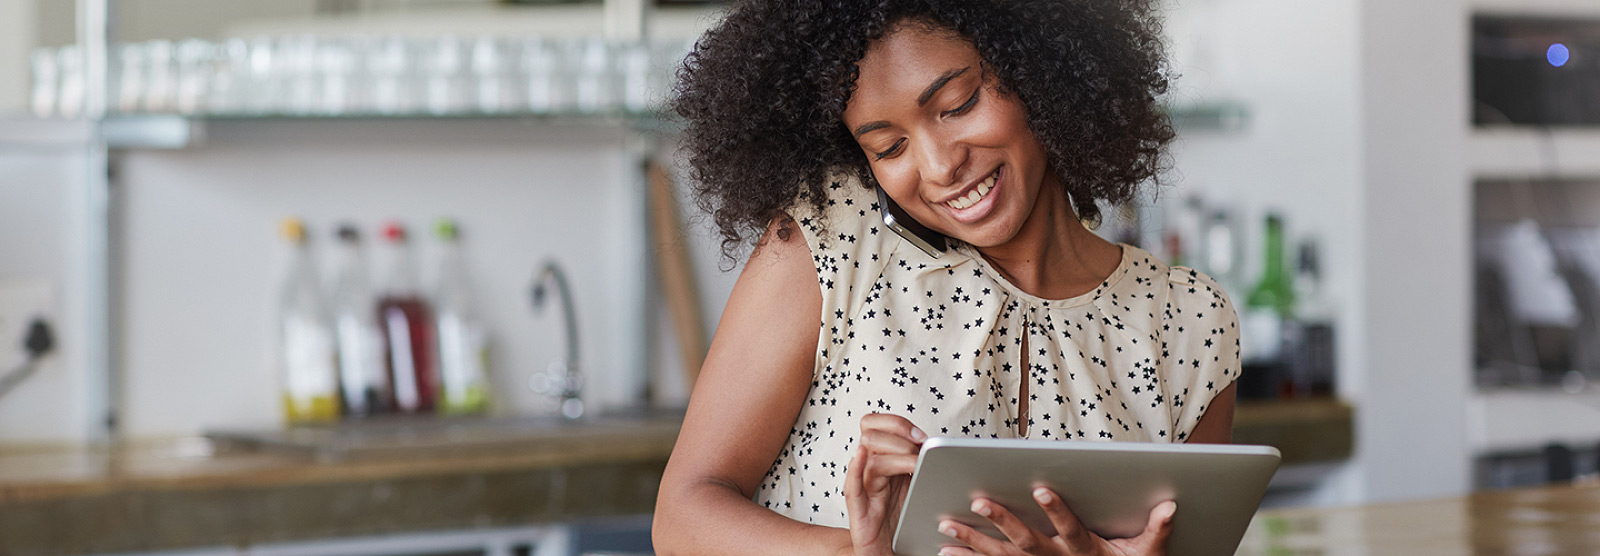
753, 178, 1241, 527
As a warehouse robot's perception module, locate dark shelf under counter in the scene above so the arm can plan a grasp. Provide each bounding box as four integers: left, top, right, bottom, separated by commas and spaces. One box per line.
1233, 398, 1355, 465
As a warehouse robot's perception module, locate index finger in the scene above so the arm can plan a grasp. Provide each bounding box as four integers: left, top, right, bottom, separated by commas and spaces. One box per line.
1033, 487, 1095, 553
858, 412, 929, 444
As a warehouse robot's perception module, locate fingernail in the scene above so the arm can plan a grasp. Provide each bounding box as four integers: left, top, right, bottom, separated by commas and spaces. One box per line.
911, 426, 928, 443
970, 500, 990, 517
939, 520, 958, 537
1162, 501, 1178, 523
1033, 487, 1052, 504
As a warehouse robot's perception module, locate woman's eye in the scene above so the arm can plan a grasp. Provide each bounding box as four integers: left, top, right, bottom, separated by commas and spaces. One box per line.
874, 139, 905, 160
941, 88, 980, 117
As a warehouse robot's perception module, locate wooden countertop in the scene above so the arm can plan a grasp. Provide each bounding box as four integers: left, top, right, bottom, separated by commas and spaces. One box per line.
1238, 481, 1600, 555
0, 415, 682, 556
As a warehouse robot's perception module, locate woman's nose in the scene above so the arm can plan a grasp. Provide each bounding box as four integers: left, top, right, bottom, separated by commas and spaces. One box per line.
913, 133, 969, 188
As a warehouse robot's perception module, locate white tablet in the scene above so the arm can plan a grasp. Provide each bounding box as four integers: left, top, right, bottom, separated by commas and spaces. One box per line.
892, 438, 1280, 556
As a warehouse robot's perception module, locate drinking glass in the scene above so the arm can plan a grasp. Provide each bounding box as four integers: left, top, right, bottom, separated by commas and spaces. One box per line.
571, 36, 613, 114
520, 37, 562, 114
425, 35, 468, 115
206, 38, 249, 116
142, 40, 176, 113
30, 47, 59, 118
56, 45, 85, 119
470, 36, 519, 114
175, 39, 213, 115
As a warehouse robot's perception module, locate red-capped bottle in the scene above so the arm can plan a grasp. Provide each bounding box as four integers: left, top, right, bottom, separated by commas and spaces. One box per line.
376, 221, 438, 413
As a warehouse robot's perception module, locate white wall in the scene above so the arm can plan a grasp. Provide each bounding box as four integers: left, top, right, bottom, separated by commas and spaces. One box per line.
1355, 0, 1473, 502
113, 120, 644, 437
0, 122, 91, 445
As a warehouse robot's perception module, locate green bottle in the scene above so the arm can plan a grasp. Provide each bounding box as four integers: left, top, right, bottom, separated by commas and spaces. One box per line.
1247, 215, 1295, 317
1239, 214, 1295, 399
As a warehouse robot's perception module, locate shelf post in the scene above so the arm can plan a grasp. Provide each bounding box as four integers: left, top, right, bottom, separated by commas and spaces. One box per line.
77, 0, 117, 448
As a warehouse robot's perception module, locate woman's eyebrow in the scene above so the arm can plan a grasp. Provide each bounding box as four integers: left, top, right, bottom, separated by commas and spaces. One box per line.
852, 66, 974, 139
917, 66, 970, 107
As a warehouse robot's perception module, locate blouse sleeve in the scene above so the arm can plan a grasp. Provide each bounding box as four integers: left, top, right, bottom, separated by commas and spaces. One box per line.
787, 176, 901, 367
1161, 267, 1242, 441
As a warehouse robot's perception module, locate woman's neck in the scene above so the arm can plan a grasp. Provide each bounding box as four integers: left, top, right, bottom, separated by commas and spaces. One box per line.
975, 183, 1123, 300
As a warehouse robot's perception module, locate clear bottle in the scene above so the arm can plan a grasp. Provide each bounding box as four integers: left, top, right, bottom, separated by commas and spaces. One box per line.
277, 218, 340, 424
332, 224, 393, 417
432, 219, 491, 415
1240, 214, 1295, 400
1201, 208, 1245, 295
377, 221, 438, 413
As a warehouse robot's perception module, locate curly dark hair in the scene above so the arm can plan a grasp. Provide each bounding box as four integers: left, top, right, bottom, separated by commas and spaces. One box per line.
673, 0, 1175, 262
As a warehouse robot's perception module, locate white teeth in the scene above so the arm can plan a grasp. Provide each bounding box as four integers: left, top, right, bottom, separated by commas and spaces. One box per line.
946, 171, 998, 211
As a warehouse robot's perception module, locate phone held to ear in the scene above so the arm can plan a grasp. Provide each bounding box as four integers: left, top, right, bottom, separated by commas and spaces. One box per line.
877, 186, 948, 258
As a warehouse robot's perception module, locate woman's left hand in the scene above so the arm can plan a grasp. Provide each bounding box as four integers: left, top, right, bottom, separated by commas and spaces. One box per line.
935, 488, 1176, 556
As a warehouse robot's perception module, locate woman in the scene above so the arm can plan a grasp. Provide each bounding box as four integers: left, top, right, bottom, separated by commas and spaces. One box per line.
654, 1, 1240, 555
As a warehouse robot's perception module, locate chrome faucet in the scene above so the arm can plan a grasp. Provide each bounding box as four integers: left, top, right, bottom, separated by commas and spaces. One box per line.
531, 260, 584, 420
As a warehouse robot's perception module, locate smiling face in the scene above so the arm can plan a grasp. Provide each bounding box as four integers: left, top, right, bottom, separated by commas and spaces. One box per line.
842, 22, 1066, 249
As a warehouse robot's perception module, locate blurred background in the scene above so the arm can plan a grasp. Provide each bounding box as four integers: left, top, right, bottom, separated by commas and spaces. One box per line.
0, 0, 1596, 554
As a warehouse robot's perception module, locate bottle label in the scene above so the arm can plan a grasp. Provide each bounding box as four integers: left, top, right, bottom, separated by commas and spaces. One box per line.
285, 316, 337, 399
1240, 308, 1283, 363
439, 314, 490, 411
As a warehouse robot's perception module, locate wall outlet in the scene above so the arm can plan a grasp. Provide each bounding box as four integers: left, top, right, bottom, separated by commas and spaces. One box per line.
0, 280, 56, 367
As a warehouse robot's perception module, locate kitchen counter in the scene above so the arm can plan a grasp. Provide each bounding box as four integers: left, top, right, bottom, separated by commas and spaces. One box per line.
0, 414, 682, 556
1237, 480, 1600, 555
0, 400, 1351, 556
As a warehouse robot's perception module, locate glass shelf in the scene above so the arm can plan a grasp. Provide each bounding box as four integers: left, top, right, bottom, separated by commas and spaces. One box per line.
98, 110, 679, 149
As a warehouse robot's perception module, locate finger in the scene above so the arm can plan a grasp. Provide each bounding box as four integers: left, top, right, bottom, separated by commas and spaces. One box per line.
935, 545, 980, 556
844, 439, 868, 501
1032, 487, 1094, 552
859, 412, 928, 444
938, 519, 1011, 556
863, 452, 919, 481
1132, 500, 1178, 554
971, 497, 1047, 553
861, 428, 923, 456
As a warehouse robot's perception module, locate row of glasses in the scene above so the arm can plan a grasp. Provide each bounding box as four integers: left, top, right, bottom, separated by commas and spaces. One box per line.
31, 35, 696, 119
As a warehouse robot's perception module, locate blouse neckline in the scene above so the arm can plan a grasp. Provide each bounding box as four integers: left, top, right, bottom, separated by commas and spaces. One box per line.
951, 242, 1135, 309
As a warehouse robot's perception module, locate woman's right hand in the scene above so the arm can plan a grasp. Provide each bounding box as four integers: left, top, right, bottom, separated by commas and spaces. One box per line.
843, 413, 927, 556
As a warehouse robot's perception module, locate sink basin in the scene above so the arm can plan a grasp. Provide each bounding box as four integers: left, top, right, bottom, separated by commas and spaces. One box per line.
205, 407, 685, 463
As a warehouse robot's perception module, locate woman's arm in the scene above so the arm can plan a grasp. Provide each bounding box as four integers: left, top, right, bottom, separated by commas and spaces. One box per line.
652, 217, 852, 556
1185, 383, 1236, 444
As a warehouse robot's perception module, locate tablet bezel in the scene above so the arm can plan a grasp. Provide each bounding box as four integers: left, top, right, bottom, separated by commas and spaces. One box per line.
890, 438, 1280, 556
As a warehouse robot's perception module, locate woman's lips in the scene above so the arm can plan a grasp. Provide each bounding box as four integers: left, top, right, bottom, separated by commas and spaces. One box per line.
942, 166, 1002, 224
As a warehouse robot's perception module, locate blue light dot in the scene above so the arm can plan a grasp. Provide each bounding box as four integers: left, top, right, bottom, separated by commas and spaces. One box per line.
1549, 43, 1570, 67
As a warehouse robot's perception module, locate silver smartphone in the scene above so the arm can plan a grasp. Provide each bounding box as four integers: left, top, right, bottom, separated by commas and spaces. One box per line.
877, 186, 947, 258
892, 438, 1281, 556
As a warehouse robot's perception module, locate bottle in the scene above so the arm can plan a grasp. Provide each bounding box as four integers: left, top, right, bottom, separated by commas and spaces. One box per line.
277, 218, 340, 424
1201, 208, 1244, 295
377, 221, 438, 413
331, 224, 392, 417
1290, 240, 1337, 398
432, 219, 491, 415
1239, 214, 1295, 400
